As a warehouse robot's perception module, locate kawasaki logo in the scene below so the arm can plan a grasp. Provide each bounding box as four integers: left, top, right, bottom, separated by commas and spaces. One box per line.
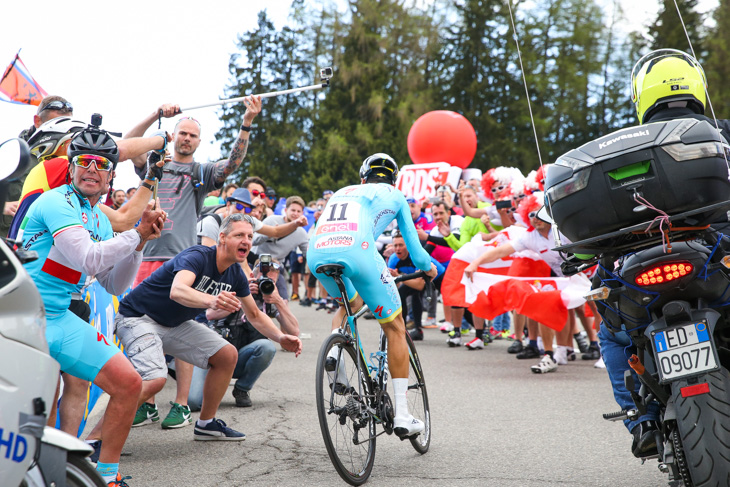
598, 130, 650, 149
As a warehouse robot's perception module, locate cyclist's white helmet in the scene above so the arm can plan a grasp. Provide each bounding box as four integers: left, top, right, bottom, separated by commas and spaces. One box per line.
27, 117, 87, 161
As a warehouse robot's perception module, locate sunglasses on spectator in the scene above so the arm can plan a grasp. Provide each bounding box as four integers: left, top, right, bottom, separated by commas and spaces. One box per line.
40, 101, 73, 113
491, 185, 506, 193
528, 211, 539, 219
72, 154, 113, 172
233, 202, 253, 213
249, 189, 263, 197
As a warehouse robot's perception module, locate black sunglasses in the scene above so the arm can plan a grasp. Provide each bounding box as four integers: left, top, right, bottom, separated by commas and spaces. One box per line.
39, 101, 73, 113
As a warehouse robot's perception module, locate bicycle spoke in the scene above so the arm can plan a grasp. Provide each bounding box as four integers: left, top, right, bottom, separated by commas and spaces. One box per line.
316, 333, 376, 485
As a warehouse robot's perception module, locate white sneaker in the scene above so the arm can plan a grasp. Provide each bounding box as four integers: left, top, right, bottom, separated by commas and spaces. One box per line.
465, 337, 485, 350
446, 335, 461, 347
439, 321, 454, 334
594, 357, 606, 369
531, 354, 558, 374
553, 346, 568, 365
394, 415, 425, 438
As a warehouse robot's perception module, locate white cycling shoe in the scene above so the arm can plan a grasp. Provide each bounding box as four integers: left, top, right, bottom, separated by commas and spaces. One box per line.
394, 415, 425, 438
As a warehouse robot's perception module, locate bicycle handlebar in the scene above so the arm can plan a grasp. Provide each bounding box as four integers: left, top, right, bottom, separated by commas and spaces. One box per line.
393, 270, 434, 304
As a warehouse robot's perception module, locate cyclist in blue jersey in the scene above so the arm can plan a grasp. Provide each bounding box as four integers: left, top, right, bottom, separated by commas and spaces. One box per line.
21, 125, 166, 485
307, 153, 438, 438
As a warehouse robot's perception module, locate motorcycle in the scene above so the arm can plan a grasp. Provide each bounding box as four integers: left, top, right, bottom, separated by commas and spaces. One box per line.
545, 118, 730, 485
0, 137, 105, 486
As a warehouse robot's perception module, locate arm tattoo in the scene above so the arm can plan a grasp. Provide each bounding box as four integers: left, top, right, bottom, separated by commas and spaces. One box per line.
214, 135, 249, 183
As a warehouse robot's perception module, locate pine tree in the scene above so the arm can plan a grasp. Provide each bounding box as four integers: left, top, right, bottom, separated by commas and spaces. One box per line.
703, 0, 730, 117
303, 0, 440, 196
648, 0, 705, 54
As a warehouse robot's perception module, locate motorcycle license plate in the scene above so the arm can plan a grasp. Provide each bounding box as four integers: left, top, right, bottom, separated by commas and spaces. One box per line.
652, 321, 719, 383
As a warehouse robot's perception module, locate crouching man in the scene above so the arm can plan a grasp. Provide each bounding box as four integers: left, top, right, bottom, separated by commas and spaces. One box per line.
114, 213, 302, 440
188, 254, 300, 410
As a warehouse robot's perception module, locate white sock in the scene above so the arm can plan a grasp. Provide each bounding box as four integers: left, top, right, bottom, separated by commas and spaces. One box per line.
392, 378, 409, 420
197, 418, 213, 427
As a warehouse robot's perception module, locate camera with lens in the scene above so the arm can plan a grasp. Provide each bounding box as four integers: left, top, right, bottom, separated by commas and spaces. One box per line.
256, 254, 276, 296
90, 113, 103, 127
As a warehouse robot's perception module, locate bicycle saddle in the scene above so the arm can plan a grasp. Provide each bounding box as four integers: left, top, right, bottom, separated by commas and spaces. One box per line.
316, 264, 345, 277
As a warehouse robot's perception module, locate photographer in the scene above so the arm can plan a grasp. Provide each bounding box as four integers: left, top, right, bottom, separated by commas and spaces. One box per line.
188, 254, 300, 409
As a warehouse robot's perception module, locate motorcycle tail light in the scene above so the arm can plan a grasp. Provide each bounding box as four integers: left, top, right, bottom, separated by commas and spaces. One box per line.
634, 261, 693, 287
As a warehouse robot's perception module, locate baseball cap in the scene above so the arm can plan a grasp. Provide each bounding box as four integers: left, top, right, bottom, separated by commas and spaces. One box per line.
406, 197, 418, 204
227, 188, 252, 205
323, 190, 334, 197
265, 187, 276, 197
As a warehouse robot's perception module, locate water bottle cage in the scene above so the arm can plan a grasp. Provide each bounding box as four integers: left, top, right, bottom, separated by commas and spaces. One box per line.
368, 351, 388, 378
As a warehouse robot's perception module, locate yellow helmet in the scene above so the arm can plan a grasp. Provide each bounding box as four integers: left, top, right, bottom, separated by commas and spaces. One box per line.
631, 49, 707, 124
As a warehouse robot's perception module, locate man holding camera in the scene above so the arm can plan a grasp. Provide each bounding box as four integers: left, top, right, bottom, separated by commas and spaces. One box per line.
188, 252, 300, 409
113, 214, 302, 441
251, 196, 309, 300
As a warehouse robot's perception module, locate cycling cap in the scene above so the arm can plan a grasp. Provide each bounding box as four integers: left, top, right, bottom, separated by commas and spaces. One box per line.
631, 49, 707, 124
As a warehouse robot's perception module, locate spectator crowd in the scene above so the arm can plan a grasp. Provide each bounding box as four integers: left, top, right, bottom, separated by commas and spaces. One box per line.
4, 94, 604, 486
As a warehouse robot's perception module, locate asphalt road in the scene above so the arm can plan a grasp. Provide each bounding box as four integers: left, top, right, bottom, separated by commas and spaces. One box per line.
93, 304, 670, 486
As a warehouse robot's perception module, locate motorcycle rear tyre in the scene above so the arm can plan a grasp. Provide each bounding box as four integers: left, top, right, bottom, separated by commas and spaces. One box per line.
672, 367, 730, 487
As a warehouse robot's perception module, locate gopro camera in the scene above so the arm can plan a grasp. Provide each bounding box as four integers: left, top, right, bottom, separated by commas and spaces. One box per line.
90, 113, 103, 127
320, 67, 334, 81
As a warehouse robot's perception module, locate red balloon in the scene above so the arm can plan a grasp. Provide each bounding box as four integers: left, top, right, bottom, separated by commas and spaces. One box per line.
407, 110, 476, 169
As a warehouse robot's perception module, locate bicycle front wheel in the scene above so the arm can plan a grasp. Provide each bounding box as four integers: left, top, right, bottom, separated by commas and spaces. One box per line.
316, 332, 376, 486
406, 332, 431, 454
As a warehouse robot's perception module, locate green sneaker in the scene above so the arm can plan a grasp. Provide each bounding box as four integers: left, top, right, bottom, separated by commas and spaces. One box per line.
132, 403, 159, 427
161, 401, 192, 429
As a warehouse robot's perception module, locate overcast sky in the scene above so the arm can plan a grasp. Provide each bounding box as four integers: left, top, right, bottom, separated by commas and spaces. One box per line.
0, 0, 718, 191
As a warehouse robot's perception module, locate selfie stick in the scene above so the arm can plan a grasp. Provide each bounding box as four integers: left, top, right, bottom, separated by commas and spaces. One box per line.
179, 67, 334, 112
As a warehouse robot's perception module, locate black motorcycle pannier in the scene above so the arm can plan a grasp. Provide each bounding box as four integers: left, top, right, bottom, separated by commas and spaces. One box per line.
545, 119, 730, 243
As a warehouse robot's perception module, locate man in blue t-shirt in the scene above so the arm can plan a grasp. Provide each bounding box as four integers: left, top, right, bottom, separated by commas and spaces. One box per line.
387, 232, 445, 342
108, 214, 301, 442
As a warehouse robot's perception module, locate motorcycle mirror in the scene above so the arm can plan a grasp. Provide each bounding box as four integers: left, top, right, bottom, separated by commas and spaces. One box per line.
0, 138, 31, 182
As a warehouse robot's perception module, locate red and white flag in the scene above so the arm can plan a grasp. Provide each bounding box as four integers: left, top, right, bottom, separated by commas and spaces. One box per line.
441, 231, 591, 331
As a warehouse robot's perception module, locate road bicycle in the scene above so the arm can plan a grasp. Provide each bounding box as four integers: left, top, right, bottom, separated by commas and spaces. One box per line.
314, 264, 431, 485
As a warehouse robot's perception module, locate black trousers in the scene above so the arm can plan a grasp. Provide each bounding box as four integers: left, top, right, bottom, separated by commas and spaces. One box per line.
399, 284, 423, 330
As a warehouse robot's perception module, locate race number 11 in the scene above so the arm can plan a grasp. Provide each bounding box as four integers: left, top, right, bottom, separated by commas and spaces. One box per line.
325, 202, 360, 223
327, 203, 348, 222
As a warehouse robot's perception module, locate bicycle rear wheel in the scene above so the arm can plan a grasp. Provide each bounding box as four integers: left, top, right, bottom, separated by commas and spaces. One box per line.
316, 332, 376, 486
406, 332, 431, 454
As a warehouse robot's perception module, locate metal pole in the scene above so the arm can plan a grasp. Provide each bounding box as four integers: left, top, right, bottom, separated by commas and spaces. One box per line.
180, 81, 330, 112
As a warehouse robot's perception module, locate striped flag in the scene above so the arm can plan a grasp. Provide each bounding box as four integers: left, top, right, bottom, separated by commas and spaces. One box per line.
0, 54, 48, 106
441, 229, 591, 331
